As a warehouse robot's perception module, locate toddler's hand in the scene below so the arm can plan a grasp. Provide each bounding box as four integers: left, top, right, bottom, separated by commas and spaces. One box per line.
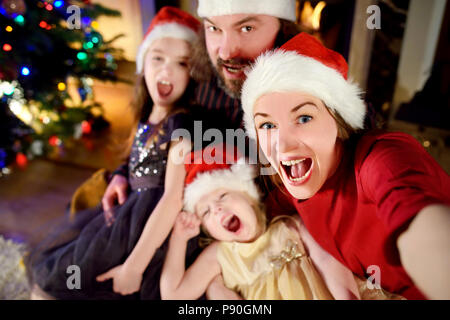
172, 211, 201, 241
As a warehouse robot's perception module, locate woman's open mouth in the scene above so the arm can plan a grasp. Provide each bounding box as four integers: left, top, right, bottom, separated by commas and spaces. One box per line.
222, 214, 241, 233
157, 80, 173, 97
280, 158, 313, 184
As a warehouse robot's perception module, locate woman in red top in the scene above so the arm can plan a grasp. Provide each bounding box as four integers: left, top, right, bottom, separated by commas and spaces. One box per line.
240, 32, 450, 299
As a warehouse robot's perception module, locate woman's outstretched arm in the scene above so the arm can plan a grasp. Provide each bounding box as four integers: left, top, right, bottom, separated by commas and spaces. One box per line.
397, 204, 450, 299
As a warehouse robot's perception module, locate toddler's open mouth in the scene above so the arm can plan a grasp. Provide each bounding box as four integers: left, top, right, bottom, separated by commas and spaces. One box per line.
222, 214, 241, 233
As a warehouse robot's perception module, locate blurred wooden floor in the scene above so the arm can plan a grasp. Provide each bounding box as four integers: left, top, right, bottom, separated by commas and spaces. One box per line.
0, 159, 95, 247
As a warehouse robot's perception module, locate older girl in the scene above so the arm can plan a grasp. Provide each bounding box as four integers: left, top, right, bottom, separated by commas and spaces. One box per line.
240, 32, 450, 299
29, 7, 200, 299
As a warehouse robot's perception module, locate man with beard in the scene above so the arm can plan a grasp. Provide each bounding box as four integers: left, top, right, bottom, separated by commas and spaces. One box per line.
190, 0, 301, 131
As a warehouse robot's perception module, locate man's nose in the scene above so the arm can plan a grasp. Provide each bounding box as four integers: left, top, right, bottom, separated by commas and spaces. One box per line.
218, 32, 240, 61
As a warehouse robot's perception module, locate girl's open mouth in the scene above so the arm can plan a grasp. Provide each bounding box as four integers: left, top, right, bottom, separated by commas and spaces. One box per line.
222, 214, 241, 233
280, 158, 313, 184
157, 80, 173, 97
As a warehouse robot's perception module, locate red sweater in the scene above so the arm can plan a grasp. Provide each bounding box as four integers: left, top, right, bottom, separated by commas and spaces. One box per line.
279, 131, 449, 299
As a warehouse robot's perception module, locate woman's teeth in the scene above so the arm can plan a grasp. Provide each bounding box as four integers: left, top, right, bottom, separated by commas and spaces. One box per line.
281, 159, 305, 166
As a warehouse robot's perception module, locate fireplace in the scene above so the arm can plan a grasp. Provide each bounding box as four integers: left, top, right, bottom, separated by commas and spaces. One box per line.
296, 0, 356, 59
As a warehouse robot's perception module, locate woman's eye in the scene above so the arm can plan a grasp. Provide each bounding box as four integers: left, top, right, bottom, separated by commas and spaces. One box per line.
220, 193, 228, 200
178, 61, 188, 68
259, 122, 275, 130
152, 56, 163, 62
297, 115, 312, 124
241, 26, 253, 33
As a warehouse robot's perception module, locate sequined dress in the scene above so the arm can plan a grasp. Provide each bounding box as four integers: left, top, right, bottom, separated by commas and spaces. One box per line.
29, 113, 200, 299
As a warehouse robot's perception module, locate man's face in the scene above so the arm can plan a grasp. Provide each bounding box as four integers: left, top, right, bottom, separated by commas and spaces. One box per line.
203, 14, 280, 98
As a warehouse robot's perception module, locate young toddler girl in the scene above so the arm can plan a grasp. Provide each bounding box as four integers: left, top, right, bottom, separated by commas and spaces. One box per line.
160, 145, 404, 300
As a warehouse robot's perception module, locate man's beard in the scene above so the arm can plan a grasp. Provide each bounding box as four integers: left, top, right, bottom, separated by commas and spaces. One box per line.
214, 57, 252, 99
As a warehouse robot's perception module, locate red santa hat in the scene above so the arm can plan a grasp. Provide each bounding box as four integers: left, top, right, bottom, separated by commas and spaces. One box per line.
241, 32, 367, 140
183, 144, 260, 213
136, 6, 200, 74
197, 0, 297, 22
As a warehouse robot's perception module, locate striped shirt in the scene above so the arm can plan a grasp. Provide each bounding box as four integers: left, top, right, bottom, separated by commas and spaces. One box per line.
194, 77, 243, 130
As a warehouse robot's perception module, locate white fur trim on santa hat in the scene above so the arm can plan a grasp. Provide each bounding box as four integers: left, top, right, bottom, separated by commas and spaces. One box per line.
242, 50, 367, 140
197, 0, 296, 21
183, 159, 260, 214
136, 23, 198, 74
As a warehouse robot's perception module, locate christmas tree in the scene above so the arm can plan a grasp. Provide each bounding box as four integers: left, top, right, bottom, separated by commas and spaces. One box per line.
0, 0, 124, 174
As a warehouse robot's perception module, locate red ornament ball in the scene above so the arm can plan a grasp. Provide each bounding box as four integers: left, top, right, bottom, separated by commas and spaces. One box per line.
16, 152, 27, 168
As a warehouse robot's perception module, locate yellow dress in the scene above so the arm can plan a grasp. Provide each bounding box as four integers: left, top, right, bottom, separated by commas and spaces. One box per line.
216, 216, 406, 300
216, 216, 334, 300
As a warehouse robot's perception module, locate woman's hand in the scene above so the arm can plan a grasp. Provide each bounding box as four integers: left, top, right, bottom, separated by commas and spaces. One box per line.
96, 264, 143, 296
172, 211, 201, 241
102, 174, 128, 226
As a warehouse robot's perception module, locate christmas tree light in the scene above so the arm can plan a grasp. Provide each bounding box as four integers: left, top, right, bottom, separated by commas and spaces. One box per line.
2, 43, 12, 51
0, 0, 123, 171
20, 67, 30, 76
54, 1, 64, 9
14, 15, 24, 25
